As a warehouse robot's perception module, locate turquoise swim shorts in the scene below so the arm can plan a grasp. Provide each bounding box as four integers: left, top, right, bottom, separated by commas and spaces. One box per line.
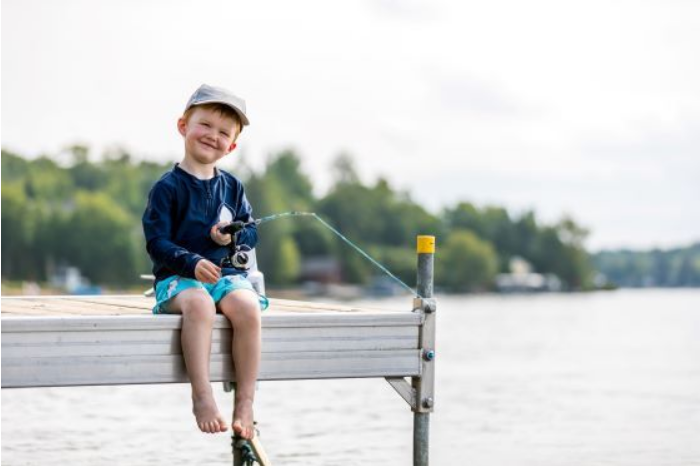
153, 274, 269, 314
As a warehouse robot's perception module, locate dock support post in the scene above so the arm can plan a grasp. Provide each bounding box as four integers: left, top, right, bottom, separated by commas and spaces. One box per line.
225, 382, 272, 465
224, 382, 244, 466
413, 235, 436, 466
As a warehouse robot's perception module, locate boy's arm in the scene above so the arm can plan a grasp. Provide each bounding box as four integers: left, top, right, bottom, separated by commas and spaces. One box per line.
142, 183, 204, 279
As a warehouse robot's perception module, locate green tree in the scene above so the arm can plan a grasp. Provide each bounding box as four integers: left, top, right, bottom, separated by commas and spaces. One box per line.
275, 236, 302, 285
246, 174, 301, 285
444, 203, 514, 271
60, 192, 141, 285
369, 245, 416, 286
1, 150, 31, 181
262, 150, 335, 259
18, 157, 74, 201
554, 217, 593, 289
593, 243, 700, 288
319, 172, 440, 283
332, 152, 360, 185
512, 211, 539, 262
437, 230, 498, 292
1, 184, 36, 279
444, 202, 484, 237
265, 150, 315, 208
318, 184, 381, 283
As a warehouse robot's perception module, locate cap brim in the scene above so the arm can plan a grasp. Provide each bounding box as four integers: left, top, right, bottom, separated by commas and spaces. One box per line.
188, 98, 250, 126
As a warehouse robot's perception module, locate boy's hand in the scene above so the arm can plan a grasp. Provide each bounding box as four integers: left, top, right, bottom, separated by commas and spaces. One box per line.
210, 222, 233, 246
195, 259, 221, 284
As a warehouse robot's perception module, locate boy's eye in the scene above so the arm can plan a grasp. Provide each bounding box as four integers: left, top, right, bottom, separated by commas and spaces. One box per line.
220, 131, 230, 137
201, 122, 210, 127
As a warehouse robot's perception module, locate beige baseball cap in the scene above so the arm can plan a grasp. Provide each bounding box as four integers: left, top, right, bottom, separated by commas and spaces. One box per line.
184, 84, 249, 126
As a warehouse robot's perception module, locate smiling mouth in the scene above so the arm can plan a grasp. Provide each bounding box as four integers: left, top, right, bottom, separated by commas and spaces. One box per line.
199, 141, 218, 150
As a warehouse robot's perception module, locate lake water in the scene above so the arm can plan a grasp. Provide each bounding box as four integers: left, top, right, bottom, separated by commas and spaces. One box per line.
2, 289, 699, 465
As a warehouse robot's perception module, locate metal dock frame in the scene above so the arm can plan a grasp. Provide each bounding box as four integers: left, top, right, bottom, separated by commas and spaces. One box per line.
386, 235, 436, 466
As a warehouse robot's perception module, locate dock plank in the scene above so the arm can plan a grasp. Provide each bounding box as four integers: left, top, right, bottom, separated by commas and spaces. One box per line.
1, 295, 402, 316
1, 296, 150, 315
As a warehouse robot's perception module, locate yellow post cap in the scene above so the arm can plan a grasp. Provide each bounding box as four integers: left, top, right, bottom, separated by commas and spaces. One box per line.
417, 235, 436, 254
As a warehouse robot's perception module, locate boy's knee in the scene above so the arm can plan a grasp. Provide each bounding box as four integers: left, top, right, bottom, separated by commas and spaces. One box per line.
176, 289, 216, 321
219, 291, 260, 325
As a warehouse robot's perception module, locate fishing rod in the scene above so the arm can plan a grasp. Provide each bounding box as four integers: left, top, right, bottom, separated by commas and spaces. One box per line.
218, 211, 418, 297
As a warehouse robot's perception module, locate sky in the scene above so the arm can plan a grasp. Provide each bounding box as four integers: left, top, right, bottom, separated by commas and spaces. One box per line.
2, 0, 699, 251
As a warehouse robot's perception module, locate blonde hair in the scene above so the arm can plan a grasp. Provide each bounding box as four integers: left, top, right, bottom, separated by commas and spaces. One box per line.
183, 103, 243, 135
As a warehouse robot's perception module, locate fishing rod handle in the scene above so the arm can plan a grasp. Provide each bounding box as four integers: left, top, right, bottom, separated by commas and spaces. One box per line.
218, 221, 248, 235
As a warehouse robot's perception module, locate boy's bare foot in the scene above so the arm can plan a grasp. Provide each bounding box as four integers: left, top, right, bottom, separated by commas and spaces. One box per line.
232, 399, 255, 439
192, 392, 229, 434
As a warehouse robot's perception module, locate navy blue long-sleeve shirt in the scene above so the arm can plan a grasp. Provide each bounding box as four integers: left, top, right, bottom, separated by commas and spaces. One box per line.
142, 164, 258, 284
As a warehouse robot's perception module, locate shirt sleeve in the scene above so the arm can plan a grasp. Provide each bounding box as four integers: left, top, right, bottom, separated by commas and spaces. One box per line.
142, 181, 204, 278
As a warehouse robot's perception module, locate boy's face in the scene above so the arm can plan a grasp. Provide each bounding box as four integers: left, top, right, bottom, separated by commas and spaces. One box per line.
178, 106, 240, 165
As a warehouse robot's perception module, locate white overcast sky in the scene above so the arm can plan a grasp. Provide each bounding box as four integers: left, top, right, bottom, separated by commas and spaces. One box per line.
2, 0, 699, 251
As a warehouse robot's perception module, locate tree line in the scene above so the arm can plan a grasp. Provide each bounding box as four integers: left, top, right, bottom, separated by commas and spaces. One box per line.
593, 244, 700, 288
2, 146, 597, 292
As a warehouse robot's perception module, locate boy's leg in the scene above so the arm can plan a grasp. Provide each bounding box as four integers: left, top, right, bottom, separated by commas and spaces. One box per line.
166, 288, 229, 434
218, 290, 262, 440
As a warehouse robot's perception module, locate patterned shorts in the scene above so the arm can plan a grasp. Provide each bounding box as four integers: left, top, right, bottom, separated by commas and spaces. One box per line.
153, 274, 269, 314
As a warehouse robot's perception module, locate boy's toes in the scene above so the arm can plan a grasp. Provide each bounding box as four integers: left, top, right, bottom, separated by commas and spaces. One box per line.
192, 396, 228, 434
201, 420, 222, 434
232, 420, 254, 439
217, 416, 229, 432
232, 420, 245, 437
201, 421, 212, 434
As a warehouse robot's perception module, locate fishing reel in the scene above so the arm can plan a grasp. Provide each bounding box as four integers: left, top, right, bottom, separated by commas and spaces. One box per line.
219, 221, 253, 271
227, 244, 252, 270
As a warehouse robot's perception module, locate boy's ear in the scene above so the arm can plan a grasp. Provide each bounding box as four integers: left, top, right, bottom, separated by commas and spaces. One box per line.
227, 142, 237, 153
177, 117, 187, 136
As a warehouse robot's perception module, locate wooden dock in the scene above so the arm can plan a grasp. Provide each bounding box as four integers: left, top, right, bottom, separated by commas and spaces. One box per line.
1, 295, 423, 388
1, 236, 437, 465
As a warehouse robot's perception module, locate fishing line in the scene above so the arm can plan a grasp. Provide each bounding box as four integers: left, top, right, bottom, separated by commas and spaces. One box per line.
254, 211, 419, 297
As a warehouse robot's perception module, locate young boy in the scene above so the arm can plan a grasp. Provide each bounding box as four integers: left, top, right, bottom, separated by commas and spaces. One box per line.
142, 84, 268, 439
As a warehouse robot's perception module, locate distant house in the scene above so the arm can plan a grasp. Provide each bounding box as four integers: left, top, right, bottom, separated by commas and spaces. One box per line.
366, 276, 408, 297
300, 256, 342, 284
299, 256, 363, 299
495, 256, 561, 293
49, 266, 102, 295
